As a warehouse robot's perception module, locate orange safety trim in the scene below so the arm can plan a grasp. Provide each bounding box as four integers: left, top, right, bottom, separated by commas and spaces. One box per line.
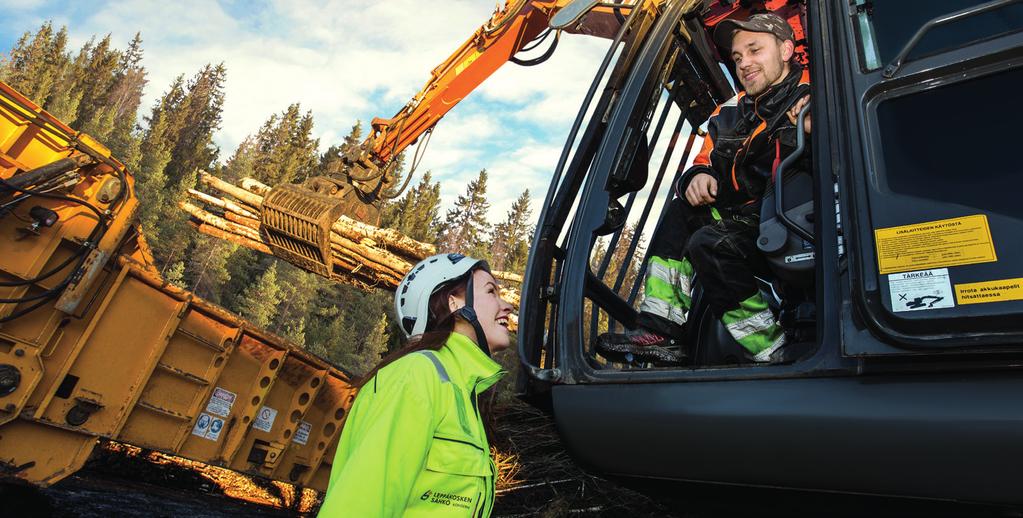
730, 119, 767, 191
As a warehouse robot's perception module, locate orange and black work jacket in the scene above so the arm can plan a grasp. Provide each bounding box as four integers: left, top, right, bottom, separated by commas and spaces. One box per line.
677, 63, 811, 217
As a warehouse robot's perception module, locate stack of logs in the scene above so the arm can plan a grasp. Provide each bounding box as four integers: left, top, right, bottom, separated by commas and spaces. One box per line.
179, 173, 521, 313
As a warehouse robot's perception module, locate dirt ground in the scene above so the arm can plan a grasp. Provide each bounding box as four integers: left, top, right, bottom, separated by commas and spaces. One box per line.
3, 400, 682, 518
4, 399, 1000, 517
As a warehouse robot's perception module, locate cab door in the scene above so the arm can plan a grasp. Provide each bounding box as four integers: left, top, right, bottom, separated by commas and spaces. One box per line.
837, 0, 1023, 355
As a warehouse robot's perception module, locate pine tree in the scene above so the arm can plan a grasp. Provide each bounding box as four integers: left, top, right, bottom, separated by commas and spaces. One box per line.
380, 171, 442, 243
358, 314, 391, 373
318, 143, 344, 176
134, 76, 185, 262
236, 262, 282, 329
164, 63, 227, 185
438, 170, 492, 258
41, 26, 72, 107
104, 32, 147, 165
45, 36, 91, 122
72, 34, 121, 140
185, 234, 236, 305
222, 136, 258, 182
221, 248, 267, 311
163, 261, 186, 288
583, 224, 646, 339
0, 22, 66, 103
490, 189, 532, 272
302, 282, 395, 373
317, 120, 361, 174
590, 223, 646, 298
154, 169, 200, 269
271, 264, 319, 346
340, 120, 362, 158
305, 305, 354, 367
250, 104, 319, 185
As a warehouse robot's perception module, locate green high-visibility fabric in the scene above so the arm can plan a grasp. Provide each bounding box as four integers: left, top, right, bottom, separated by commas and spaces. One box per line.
641, 255, 694, 328
720, 292, 785, 359
319, 333, 505, 517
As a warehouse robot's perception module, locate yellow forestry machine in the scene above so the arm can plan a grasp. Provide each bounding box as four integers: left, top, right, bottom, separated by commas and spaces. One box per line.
0, 0, 679, 494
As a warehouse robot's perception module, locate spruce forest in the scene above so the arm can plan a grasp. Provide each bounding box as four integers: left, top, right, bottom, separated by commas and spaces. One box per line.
0, 23, 536, 379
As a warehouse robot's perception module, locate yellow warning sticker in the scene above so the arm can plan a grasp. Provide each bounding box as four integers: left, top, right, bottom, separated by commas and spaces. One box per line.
874, 215, 996, 275
955, 278, 1023, 305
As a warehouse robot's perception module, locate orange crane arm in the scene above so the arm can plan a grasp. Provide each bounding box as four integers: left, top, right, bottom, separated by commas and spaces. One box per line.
345, 0, 646, 184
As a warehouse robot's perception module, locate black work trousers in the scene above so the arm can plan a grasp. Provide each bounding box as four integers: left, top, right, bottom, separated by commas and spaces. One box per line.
646, 196, 770, 318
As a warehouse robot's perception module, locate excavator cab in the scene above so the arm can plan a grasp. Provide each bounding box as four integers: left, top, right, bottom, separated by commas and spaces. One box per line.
518, 0, 1023, 507
518, 0, 812, 382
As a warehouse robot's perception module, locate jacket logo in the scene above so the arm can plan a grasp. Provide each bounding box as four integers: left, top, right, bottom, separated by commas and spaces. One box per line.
421, 488, 474, 510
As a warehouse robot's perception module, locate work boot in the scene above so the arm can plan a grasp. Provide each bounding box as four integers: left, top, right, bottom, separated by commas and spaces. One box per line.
595, 328, 685, 364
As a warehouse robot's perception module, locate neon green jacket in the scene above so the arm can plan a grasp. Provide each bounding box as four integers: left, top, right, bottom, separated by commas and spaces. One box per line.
318, 332, 505, 517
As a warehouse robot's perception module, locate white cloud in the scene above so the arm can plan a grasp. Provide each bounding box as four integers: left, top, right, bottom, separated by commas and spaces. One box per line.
6, 0, 611, 224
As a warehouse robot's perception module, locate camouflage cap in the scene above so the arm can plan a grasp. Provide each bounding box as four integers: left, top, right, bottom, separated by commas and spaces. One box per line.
713, 13, 795, 53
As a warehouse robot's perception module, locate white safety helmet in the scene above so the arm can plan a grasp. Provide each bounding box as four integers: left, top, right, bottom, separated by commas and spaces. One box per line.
395, 253, 490, 339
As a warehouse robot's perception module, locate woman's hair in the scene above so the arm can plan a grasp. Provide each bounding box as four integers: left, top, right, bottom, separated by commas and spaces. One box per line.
354, 273, 468, 388
354, 266, 500, 442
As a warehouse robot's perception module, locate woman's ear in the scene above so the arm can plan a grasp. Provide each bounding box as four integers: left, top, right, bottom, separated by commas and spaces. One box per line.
448, 292, 464, 314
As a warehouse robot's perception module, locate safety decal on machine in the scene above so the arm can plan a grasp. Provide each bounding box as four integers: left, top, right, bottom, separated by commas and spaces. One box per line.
955, 278, 1023, 305
874, 215, 996, 275
191, 412, 226, 442
253, 405, 277, 432
204, 387, 236, 418
293, 421, 312, 446
888, 268, 955, 312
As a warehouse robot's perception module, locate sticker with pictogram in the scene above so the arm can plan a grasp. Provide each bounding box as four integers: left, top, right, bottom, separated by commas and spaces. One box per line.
206, 417, 225, 441
253, 405, 277, 432
192, 413, 213, 438
888, 268, 954, 312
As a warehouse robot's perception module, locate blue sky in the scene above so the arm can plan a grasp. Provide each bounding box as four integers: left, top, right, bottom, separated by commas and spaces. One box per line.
0, 0, 610, 224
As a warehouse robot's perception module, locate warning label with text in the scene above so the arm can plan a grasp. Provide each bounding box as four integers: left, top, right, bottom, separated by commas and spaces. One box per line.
293, 421, 312, 445
205, 387, 236, 418
955, 278, 1023, 305
888, 268, 955, 312
875, 215, 996, 274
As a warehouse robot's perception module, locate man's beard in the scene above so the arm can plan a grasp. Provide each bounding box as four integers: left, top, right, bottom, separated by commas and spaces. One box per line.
742, 66, 783, 97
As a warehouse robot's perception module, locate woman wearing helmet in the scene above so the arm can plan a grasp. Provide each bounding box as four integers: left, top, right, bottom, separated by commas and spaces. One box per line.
319, 253, 514, 517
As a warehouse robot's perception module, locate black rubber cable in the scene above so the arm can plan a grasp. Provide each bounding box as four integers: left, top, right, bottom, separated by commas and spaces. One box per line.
510, 30, 561, 66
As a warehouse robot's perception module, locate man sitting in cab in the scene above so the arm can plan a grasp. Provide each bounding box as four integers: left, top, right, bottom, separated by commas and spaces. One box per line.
596, 12, 811, 365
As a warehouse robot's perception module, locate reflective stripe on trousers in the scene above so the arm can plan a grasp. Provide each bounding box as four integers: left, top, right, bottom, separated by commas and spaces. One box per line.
640, 255, 694, 326
721, 292, 786, 361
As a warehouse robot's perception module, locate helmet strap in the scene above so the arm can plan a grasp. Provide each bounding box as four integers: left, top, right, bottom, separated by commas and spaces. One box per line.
456, 271, 491, 357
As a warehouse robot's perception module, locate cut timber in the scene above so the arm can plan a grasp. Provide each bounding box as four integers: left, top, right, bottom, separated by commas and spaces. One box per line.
331, 216, 436, 260
182, 173, 524, 316
179, 201, 262, 243
187, 188, 258, 219
239, 177, 436, 260
192, 223, 272, 254
199, 172, 263, 208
